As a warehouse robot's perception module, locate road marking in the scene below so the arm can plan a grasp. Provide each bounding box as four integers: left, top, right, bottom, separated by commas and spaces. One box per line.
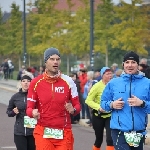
0, 86, 17, 92
1, 146, 16, 149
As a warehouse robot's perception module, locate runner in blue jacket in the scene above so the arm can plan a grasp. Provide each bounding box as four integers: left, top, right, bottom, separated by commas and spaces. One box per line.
101, 51, 150, 150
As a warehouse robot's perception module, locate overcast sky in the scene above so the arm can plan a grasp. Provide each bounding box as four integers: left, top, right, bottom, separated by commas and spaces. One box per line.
0, 0, 35, 12
0, 0, 134, 12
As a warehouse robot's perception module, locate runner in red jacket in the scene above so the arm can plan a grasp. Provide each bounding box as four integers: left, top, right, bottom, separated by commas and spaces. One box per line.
26, 47, 81, 150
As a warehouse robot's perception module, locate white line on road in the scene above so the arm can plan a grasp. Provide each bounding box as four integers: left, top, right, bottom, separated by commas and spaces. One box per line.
1, 146, 16, 149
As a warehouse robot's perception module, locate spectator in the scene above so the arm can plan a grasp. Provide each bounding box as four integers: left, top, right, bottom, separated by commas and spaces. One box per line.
92, 69, 101, 86
17, 66, 26, 81
78, 67, 87, 119
139, 58, 148, 65
32, 67, 39, 77
39, 66, 45, 75
70, 73, 81, 124
0, 65, 4, 80
138, 64, 148, 73
24, 67, 34, 79
115, 69, 123, 77
7, 59, 14, 79
83, 71, 94, 125
144, 67, 150, 79
2, 59, 9, 80
111, 63, 119, 78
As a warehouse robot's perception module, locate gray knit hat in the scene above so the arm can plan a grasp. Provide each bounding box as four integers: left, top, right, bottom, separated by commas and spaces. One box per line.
44, 47, 60, 63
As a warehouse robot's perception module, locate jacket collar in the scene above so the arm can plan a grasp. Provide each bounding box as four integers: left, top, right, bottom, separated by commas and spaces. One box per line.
120, 70, 145, 80
19, 88, 28, 94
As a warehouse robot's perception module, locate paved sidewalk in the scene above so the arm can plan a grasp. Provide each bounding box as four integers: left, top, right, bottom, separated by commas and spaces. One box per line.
0, 79, 18, 92
0, 79, 150, 145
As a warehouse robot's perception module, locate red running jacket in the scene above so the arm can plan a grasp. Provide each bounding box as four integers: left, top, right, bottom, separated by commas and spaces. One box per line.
26, 74, 81, 129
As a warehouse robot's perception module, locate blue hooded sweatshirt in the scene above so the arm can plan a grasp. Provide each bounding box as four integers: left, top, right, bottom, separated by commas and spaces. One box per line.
101, 71, 150, 134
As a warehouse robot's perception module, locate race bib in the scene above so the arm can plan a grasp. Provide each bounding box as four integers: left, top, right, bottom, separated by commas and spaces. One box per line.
124, 131, 143, 147
43, 127, 63, 139
24, 116, 37, 128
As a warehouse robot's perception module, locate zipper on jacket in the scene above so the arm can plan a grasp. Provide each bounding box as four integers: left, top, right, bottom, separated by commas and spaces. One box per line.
130, 75, 134, 131
63, 108, 67, 130
52, 83, 54, 99
117, 112, 121, 126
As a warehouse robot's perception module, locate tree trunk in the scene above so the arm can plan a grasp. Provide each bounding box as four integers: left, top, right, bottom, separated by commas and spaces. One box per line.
105, 44, 108, 67
28, 55, 30, 67
18, 56, 21, 70
67, 55, 69, 75
40, 55, 42, 66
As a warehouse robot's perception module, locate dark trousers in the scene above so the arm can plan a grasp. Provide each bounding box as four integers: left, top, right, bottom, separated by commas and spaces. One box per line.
74, 113, 80, 121
92, 114, 113, 148
81, 94, 86, 118
85, 104, 92, 122
4, 70, 8, 80
8, 69, 13, 79
111, 129, 144, 150
70, 113, 80, 124
14, 134, 35, 150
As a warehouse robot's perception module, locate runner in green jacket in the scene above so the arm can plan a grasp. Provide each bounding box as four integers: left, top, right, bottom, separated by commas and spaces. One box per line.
85, 67, 114, 150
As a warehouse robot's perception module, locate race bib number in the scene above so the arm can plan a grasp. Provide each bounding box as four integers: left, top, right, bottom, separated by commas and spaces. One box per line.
43, 127, 63, 139
24, 116, 37, 128
124, 131, 143, 147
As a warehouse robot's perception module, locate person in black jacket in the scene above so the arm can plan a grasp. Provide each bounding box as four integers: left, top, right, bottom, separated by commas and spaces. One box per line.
6, 74, 35, 150
2, 58, 9, 80
70, 73, 81, 123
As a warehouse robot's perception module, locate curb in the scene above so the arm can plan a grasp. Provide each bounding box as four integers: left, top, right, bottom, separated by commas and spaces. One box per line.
0, 86, 17, 93
145, 138, 150, 145
145, 124, 150, 145
79, 119, 92, 128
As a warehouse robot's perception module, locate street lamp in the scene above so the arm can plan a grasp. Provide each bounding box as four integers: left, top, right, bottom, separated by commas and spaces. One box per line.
90, 0, 94, 70
23, 0, 27, 66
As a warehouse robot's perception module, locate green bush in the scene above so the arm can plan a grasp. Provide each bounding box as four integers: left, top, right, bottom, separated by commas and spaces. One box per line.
12, 71, 18, 80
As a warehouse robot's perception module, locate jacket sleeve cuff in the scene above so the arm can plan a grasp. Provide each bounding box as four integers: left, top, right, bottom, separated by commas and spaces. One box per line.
72, 106, 80, 116
26, 107, 33, 118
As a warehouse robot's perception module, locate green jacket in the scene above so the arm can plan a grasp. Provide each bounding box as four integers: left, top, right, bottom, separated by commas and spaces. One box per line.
85, 80, 111, 118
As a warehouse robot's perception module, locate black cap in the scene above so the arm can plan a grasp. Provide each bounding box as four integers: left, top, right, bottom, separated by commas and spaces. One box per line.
21, 74, 32, 81
123, 51, 139, 65
44, 47, 60, 63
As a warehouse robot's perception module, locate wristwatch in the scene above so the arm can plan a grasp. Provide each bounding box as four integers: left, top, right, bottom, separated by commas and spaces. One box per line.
140, 101, 145, 108
73, 108, 76, 114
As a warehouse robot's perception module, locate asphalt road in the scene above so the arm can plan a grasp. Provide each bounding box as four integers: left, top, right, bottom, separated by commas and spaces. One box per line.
0, 80, 150, 150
